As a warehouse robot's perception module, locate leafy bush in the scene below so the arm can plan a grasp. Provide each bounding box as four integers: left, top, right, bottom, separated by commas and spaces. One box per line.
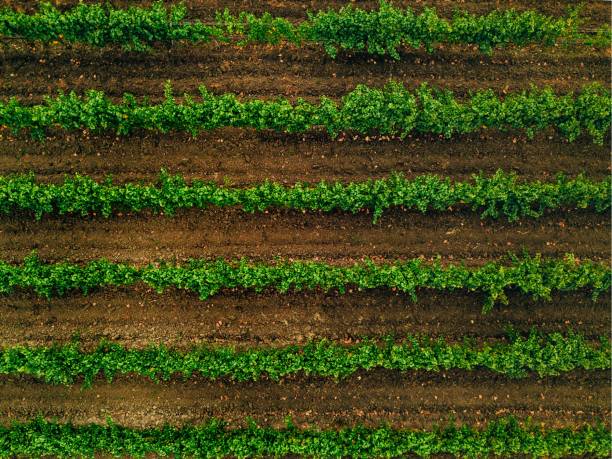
1, 82, 609, 142
0, 1, 588, 57
2, 417, 609, 458
0, 331, 609, 385
0, 253, 608, 311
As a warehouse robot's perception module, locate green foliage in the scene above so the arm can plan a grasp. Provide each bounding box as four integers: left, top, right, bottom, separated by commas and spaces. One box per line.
1, 417, 609, 458
0, 331, 609, 385
0, 253, 608, 312
0, 170, 609, 223
1, 82, 609, 142
0, 1, 589, 58
0, 1, 224, 51
300, 2, 579, 58
583, 24, 612, 48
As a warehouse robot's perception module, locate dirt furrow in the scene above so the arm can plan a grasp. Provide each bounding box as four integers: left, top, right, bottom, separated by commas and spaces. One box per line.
0, 130, 609, 185
1, 289, 607, 349
0, 210, 609, 264
0, 370, 608, 429
1, 43, 608, 101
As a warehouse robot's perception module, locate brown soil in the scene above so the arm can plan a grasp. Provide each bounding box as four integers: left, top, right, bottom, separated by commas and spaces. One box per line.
1, 290, 607, 348
0, 0, 609, 439
0, 130, 609, 185
1, 43, 609, 101
0, 370, 608, 429
0, 210, 609, 264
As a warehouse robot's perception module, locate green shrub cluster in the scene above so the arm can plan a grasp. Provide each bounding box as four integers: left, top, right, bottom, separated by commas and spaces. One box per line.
1, 417, 609, 458
1, 331, 609, 385
1, 253, 608, 311
0, 1, 587, 57
1, 82, 609, 142
1, 170, 609, 222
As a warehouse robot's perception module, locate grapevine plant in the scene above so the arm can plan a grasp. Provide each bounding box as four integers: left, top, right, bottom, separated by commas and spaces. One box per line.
0, 82, 609, 142
0, 253, 608, 311
0, 331, 609, 385
1, 170, 609, 222
0, 1, 591, 57
1, 417, 609, 458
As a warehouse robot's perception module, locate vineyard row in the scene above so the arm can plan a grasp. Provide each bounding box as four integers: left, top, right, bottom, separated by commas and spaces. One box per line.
1, 82, 609, 142
1, 170, 609, 222
1, 253, 608, 311
1, 331, 609, 384
2, 417, 609, 458
1, 1, 600, 57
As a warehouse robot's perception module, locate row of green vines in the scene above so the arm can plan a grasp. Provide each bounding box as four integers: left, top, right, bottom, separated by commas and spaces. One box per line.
1, 83, 609, 142
1, 253, 608, 311
1, 331, 609, 385
1, 170, 609, 222
1, 1, 597, 57
1, 417, 609, 458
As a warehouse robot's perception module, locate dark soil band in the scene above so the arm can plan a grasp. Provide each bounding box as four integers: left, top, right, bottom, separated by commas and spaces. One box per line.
1, 130, 608, 187
1, 289, 607, 349
0, 370, 608, 429
0, 209, 608, 264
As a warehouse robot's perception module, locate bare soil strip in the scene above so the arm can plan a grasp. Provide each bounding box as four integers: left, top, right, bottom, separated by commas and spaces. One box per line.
1, 43, 609, 101
0, 131, 609, 186
1, 289, 607, 348
0, 209, 608, 264
0, 370, 608, 430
